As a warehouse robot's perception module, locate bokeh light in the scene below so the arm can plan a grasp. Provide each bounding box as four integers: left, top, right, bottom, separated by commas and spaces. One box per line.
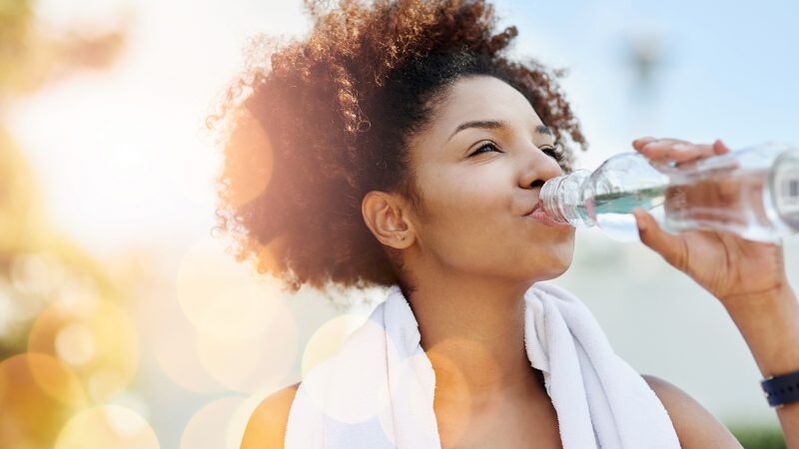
150, 320, 226, 395
54, 323, 95, 366
54, 405, 160, 449
300, 312, 368, 377
195, 295, 298, 393
176, 236, 281, 339
136, 263, 225, 395
180, 396, 247, 449
142, 235, 303, 395
220, 110, 275, 209
301, 317, 392, 424
28, 297, 140, 403
0, 353, 87, 449
418, 337, 489, 446
10, 252, 65, 298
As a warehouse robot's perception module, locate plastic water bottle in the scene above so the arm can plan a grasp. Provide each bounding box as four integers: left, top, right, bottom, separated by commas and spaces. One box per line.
539, 142, 799, 243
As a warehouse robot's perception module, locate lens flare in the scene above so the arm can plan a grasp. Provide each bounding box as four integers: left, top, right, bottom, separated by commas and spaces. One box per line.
0, 353, 87, 449
10, 251, 64, 297
28, 299, 140, 402
54, 323, 96, 366
196, 295, 298, 393
176, 237, 282, 339
416, 337, 487, 447
54, 405, 160, 449
301, 313, 369, 377
180, 396, 246, 449
377, 350, 458, 447
220, 111, 275, 209
301, 317, 392, 424
138, 274, 224, 395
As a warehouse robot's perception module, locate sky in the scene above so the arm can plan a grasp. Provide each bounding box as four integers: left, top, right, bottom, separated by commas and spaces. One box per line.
505, 0, 799, 152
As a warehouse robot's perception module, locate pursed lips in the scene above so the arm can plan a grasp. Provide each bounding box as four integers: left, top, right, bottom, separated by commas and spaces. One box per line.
523, 202, 541, 217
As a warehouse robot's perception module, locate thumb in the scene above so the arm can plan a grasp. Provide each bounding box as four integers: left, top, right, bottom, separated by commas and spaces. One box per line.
632, 208, 688, 271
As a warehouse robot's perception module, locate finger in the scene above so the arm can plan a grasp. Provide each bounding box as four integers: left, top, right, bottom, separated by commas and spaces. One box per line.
646, 142, 717, 164
640, 137, 691, 151
713, 139, 731, 155
672, 143, 716, 165
638, 138, 691, 162
641, 138, 704, 159
632, 207, 688, 271
632, 136, 657, 150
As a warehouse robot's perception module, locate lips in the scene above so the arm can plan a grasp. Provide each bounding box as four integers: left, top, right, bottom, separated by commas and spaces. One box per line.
523, 202, 541, 217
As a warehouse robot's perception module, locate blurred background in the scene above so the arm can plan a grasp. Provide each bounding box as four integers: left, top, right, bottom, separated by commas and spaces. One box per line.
1, 0, 797, 448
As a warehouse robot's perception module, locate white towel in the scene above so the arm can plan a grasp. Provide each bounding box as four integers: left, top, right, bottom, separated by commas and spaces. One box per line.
285, 282, 681, 449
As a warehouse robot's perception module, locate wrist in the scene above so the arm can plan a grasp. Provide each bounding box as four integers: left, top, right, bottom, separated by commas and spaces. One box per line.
721, 283, 799, 378
762, 370, 799, 408
720, 281, 794, 316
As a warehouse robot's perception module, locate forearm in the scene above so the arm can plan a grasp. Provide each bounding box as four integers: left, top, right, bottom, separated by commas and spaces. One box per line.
723, 285, 799, 449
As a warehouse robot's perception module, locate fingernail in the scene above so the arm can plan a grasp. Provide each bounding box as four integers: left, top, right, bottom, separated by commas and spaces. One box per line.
633, 208, 647, 231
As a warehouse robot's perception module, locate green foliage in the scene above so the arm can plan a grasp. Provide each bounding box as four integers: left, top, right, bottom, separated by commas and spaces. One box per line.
729, 425, 786, 449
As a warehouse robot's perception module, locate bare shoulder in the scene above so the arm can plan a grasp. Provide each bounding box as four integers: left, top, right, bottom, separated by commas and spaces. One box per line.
240, 382, 301, 449
641, 374, 743, 449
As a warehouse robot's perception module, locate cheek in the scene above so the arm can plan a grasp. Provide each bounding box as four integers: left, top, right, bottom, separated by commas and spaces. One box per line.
422, 169, 511, 222
415, 212, 507, 274
424, 193, 509, 248
414, 166, 574, 276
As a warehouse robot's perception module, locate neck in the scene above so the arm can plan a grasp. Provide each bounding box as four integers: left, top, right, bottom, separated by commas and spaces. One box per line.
403, 273, 546, 408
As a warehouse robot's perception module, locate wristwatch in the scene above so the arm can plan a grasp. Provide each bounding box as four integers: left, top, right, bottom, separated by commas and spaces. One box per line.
761, 370, 799, 408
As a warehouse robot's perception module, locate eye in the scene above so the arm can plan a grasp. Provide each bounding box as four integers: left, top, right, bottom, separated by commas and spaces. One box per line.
540, 145, 564, 162
468, 142, 502, 157
467, 142, 565, 162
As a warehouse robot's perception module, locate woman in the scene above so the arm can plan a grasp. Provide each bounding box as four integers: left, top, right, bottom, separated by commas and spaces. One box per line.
210, 0, 799, 447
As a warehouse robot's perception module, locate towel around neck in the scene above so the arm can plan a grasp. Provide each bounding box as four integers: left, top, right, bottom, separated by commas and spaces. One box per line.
284, 282, 681, 449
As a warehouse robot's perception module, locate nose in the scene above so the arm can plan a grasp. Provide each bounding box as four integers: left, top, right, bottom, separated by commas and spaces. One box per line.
520, 146, 564, 190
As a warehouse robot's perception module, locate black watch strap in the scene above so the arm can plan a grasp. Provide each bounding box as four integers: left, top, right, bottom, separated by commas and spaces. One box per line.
761, 370, 799, 408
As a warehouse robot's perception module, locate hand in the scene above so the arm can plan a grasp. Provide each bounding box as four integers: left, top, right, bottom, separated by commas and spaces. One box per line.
629, 137, 790, 307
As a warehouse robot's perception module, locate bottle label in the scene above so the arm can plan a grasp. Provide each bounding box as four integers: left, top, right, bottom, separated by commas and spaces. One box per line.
774, 155, 799, 217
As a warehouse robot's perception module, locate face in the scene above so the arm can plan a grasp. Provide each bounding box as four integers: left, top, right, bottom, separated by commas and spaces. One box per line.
401, 75, 576, 284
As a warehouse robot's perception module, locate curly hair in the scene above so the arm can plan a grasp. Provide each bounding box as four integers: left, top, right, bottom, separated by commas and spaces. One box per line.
208, 0, 587, 299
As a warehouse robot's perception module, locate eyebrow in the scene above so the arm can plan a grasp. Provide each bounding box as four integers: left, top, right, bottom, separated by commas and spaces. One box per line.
447, 120, 553, 143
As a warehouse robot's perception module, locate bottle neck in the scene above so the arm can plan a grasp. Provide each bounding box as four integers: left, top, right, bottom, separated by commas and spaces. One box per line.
540, 169, 594, 227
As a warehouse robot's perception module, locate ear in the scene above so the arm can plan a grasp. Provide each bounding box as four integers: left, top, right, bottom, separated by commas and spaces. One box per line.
361, 191, 415, 249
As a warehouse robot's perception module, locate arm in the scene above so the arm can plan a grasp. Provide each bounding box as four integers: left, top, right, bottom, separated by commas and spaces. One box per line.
641, 285, 799, 449
642, 374, 743, 449
722, 286, 799, 449
629, 136, 799, 447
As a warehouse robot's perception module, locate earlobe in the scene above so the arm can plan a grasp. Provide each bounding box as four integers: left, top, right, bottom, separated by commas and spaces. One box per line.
361, 191, 413, 248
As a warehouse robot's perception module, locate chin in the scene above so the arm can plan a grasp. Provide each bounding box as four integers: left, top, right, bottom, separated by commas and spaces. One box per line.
551, 260, 572, 278
548, 245, 575, 276
523, 251, 573, 282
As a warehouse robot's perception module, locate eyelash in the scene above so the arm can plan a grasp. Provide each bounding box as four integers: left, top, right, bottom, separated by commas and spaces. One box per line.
468, 142, 564, 162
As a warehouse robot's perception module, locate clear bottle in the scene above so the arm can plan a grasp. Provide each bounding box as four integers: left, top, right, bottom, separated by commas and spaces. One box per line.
539, 142, 799, 243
